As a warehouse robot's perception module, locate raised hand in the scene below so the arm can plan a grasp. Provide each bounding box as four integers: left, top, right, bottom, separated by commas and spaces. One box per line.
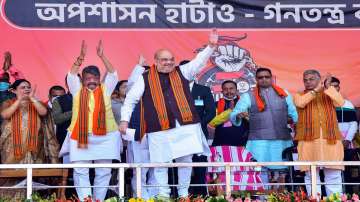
323, 73, 332, 89
79, 40, 87, 59
97, 40, 104, 58
71, 41, 86, 73
314, 74, 325, 92
29, 85, 37, 99
315, 73, 331, 92
138, 54, 147, 66
28, 84, 47, 115
4, 51, 11, 59
98, 40, 115, 73
209, 28, 218, 47
3, 51, 11, 71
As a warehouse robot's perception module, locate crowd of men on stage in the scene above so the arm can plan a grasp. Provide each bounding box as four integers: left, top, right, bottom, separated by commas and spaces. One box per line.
0, 29, 359, 200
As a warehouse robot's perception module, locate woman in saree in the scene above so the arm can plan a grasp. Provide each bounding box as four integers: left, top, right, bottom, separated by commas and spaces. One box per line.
0, 79, 59, 199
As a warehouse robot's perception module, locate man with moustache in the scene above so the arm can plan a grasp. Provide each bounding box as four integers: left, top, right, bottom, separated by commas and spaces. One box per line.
211, 80, 249, 147
60, 40, 122, 201
294, 70, 344, 196
230, 68, 298, 187
120, 29, 218, 199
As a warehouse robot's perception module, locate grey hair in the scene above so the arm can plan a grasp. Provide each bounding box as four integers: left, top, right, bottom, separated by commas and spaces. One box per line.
154, 49, 171, 59
303, 69, 321, 78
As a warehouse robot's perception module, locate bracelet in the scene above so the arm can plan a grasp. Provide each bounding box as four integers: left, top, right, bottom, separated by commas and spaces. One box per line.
75, 57, 84, 65
73, 62, 81, 67
310, 90, 316, 96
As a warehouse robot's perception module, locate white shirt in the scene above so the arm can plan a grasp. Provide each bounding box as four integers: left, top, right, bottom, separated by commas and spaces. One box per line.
127, 64, 145, 91
338, 99, 358, 141
121, 45, 214, 122
61, 71, 122, 162
120, 46, 214, 162
67, 71, 118, 96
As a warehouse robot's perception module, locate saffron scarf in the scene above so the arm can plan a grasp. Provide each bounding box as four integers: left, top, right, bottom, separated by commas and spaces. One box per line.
71, 86, 106, 148
11, 100, 39, 160
301, 91, 338, 144
217, 96, 240, 114
254, 84, 287, 112
148, 65, 193, 130
139, 98, 146, 140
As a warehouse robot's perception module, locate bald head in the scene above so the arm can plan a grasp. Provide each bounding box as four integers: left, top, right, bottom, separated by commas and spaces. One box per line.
154, 49, 172, 59
154, 49, 176, 73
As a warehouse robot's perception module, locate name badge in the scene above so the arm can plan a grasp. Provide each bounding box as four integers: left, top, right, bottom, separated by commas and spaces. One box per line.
195, 97, 204, 106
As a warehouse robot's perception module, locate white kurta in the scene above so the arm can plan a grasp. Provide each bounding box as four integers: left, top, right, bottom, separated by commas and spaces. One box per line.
147, 122, 209, 163
126, 64, 150, 163
121, 46, 214, 163
127, 136, 150, 163
59, 71, 122, 162
338, 99, 358, 141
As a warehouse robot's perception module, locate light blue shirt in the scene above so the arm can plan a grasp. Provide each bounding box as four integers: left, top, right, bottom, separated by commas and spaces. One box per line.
230, 89, 298, 126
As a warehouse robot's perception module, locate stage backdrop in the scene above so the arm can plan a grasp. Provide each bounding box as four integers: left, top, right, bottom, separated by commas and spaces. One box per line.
1, 0, 360, 105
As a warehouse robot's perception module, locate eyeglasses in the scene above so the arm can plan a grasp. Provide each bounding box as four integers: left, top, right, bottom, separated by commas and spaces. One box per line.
256, 76, 271, 79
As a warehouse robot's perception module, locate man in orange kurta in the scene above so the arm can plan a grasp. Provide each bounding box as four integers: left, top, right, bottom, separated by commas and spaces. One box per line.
294, 69, 344, 196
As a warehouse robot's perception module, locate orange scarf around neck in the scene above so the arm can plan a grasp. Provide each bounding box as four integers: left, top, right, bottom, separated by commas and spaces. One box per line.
71, 86, 106, 148
148, 65, 193, 130
254, 84, 287, 112
139, 98, 146, 140
11, 100, 39, 160
298, 90, 338, 144
217, 96, 240, 114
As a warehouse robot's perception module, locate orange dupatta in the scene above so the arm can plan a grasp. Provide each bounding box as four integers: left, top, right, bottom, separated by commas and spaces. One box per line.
71, 86, 106, 148
147, 65, 193, 130
254, 84, 287, 112
11, 100, 39, 160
